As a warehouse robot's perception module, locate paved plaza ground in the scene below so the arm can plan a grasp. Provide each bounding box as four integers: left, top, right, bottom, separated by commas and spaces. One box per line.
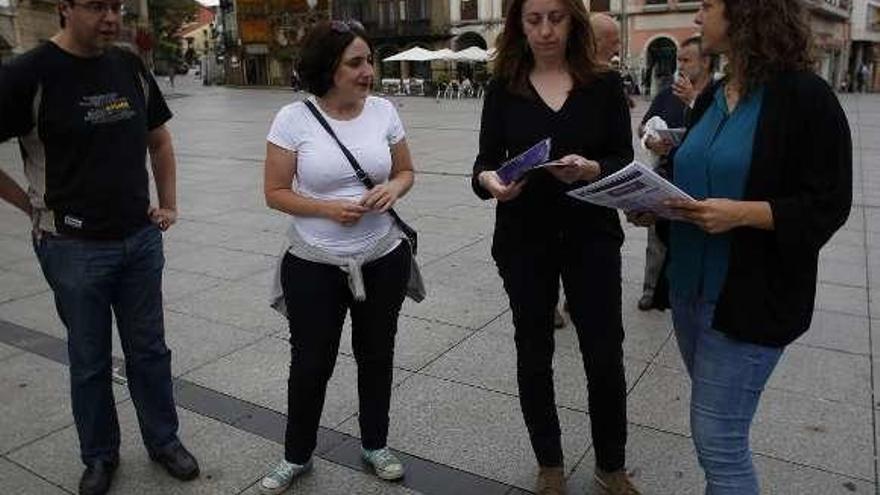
1, 75, 879, 494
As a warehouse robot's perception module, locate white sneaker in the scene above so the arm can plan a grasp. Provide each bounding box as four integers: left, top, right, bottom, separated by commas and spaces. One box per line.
361, 447, 405, 480
259, 458, 312, 495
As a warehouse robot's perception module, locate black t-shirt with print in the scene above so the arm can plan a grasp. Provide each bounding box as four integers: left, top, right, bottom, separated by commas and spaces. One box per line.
0, 42, 172, 239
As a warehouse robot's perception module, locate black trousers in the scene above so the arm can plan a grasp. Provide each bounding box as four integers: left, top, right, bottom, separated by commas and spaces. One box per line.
280, 243, 410, 464
493, 233, 627, 471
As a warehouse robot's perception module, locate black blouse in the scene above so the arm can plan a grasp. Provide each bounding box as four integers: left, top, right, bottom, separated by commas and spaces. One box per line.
471, 72, 634, 244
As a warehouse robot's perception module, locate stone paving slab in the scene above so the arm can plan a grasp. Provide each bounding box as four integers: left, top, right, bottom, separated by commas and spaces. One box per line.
0, 290, 66, 339
165, 280, 287, 335
797, 310, 871, 356
0, 342, 23, 362
143, 311, 264, 377
0, 457, 68, 495
7, 402, 279, 495
0, 269, 48, 305
398, 276, 510, 331
165, 245, 275, 282
0, 234, 32, 267
819, 258, 869, 287
162, 268, 227, 302
815, 282, 870, 316
767, 344, 872, 405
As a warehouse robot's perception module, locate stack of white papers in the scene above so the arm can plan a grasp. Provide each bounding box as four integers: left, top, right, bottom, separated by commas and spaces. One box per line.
567, 161, 694, 219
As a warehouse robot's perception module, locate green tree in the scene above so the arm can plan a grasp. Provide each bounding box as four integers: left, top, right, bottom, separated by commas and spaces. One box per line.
149, 0, 198, 67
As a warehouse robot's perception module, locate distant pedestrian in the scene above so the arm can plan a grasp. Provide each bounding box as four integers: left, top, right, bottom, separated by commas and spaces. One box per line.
857, 62, 869, 92
473, 0, 639, 492
261, 19, 422, 495
0, 1, 200, 494
168, 69, 176, 89
629, 0, 851, 492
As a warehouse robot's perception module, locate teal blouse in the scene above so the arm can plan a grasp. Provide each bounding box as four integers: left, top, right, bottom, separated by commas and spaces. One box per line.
668, 84, 765, 301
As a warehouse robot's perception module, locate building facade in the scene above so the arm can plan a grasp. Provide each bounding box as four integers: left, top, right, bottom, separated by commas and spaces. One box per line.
594, 0, 852, 94
179, 4, 216, 64
332, 0, 452, 82
226, 0, 330, 85
805, 0, 852, 88
849, 0, 880, 91
1, 0, 16, 62
597, 0, 701, 96
0, 0, 58, 62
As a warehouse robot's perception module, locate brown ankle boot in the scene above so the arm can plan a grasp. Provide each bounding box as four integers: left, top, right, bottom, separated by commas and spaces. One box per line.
536, 466, 566, 495
594, 467, 641, 495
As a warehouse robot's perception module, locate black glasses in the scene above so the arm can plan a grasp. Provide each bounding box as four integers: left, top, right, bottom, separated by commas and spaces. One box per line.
71, 1, 125, 15
329, 19, 365, 33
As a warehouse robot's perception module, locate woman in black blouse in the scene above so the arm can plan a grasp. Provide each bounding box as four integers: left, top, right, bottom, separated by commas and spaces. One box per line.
471, 0, 636, 493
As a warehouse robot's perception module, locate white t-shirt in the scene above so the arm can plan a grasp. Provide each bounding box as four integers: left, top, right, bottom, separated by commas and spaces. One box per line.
267, 96, 406, 257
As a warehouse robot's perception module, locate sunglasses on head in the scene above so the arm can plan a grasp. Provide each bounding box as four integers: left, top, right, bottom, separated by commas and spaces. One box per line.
329, 19, 365, 33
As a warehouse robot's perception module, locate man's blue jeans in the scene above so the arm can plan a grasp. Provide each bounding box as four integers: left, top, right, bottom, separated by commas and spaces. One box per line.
670, 293, 783, 495
34, 224, 180, 465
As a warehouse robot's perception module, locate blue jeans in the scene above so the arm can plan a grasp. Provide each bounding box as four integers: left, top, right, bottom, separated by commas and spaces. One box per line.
34, 224, 180, 465
670, 293, 783, 495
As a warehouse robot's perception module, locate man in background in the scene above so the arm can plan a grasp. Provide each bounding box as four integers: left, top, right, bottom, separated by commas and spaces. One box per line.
636, 36, 713, 311
590, 13, 621, 66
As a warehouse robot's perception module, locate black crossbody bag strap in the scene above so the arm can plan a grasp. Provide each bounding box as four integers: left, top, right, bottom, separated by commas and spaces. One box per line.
304, 100, 417, 254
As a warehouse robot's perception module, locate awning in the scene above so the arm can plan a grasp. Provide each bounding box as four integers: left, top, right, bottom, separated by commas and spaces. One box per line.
382, 47, 438, 62
381, 47, 492, 63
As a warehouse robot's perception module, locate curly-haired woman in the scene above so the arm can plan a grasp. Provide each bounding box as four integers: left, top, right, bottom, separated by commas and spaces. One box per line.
631, 0, 852, 492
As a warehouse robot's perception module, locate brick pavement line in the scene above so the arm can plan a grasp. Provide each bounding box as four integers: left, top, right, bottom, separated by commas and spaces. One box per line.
0, 318, 516, 495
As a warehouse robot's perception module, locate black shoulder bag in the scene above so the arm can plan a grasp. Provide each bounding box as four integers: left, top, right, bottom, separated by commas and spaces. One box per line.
304, 100, 418, 255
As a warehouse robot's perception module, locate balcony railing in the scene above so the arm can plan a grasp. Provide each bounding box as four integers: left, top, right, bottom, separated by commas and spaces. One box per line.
362, 19, 436, 38
804, 0, 851, 20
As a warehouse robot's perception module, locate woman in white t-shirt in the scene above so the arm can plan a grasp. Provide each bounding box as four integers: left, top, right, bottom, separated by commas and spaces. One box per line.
260, 20, 415, 495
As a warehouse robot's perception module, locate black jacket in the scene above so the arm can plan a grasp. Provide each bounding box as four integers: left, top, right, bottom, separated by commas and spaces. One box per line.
673, 71, 852, 347
471, 73, 633, 245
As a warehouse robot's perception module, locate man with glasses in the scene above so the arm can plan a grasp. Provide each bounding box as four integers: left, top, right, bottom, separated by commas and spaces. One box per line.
0, 2, 199, 494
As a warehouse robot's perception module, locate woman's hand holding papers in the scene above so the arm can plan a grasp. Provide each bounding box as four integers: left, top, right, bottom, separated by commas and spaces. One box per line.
479, 171, 527, 202
665, 198, 775, 234
546, 154, 601, 184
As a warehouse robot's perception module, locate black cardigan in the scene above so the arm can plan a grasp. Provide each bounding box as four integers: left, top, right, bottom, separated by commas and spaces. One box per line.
675, 71, 852, 347
471, 72, 634, 244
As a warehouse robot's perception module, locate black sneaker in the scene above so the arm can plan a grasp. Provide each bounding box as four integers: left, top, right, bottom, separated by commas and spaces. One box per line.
79, 459, 118, 495
637, 294, 653, 311
149, 442, 200, 481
